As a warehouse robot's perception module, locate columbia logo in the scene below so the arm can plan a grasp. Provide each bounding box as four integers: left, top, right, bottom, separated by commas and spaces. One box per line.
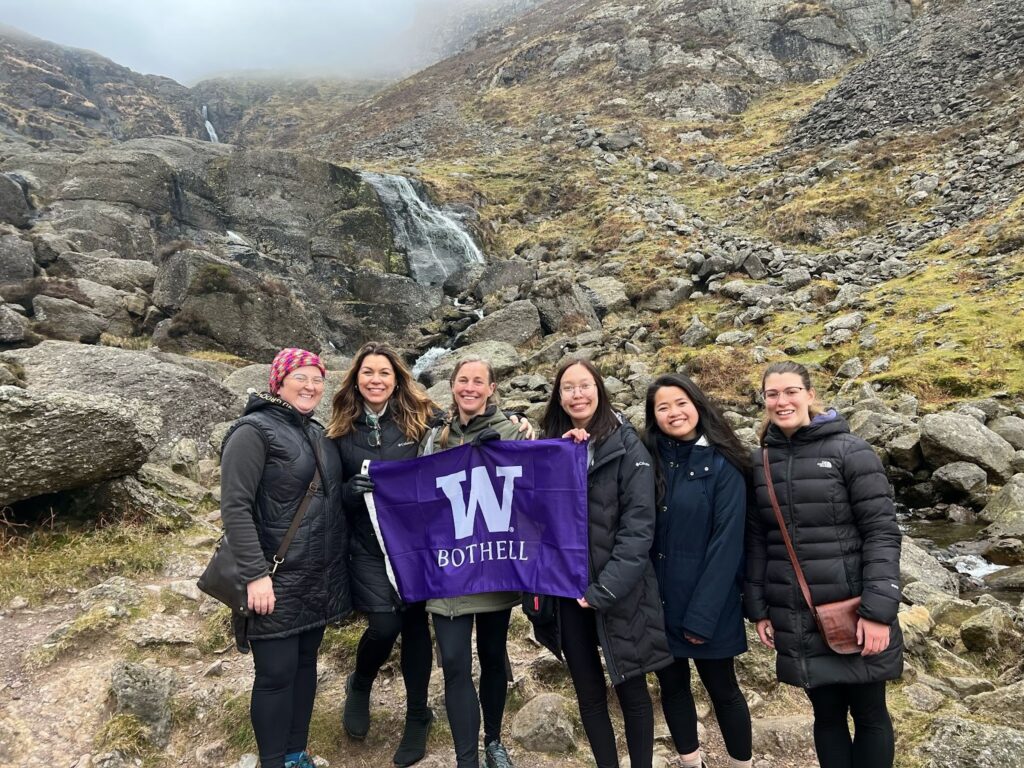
636, 461, 651, 467
398, 440, 415, 447
817, 460, 833, 468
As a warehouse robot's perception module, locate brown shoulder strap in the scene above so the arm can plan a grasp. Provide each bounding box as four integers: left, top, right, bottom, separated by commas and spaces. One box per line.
270, 440, 323, 575
762, 448, 817, 615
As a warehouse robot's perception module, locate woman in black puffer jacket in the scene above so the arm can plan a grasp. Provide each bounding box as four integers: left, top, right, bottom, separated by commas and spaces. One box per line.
327, 342, 440, 768
220, 348, 350, 768
538, 358, 672, 768
745, 361, 903, 768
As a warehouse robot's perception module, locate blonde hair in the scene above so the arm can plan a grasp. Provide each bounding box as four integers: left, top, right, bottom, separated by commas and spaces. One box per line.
327, 342, 435, 441
757, 360, 824, 445
436, 355, 499, 449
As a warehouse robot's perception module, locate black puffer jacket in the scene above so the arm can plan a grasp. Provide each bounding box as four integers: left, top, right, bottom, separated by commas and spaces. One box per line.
333, 408, 422, 612
220, 392, 350, 641
536, 421, 673, 683
744, 411, 904, 688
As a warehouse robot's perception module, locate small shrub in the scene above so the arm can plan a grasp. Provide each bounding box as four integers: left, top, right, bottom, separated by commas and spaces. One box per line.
96, 713, 152, 757
190, 263, 245, 295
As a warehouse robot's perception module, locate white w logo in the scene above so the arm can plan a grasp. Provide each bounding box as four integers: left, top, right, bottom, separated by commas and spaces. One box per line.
436, 466, 523, 540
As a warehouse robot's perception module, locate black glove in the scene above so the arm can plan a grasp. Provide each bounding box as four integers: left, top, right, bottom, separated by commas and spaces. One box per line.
472, 427, 503, 445
348, 473, 375, 495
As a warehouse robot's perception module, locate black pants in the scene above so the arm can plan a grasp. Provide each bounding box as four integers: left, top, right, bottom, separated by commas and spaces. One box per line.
249, 625, 326, 768
805, 681, 894, 768
559, 598, 654, 768
657, 657, 752, 761
432, 609, 512, 768
351, 602, 432, 716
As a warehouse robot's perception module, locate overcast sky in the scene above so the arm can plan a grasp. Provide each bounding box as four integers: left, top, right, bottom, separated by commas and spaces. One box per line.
0, 0, 439, 83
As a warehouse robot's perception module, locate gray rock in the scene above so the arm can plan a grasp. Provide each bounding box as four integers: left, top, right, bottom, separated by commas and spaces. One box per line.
0, 173, 31, 227
0, 304, 29, 343
989, 417, 1024, 451
0, 234, 35, 280
919, 716, 1024, 768
31, 295, 107, 343
528, 275, 600, 334
581, 277, 630, 318
904, 682, 946, 712
964, 680, 1024, 727
751, 714, 815, 755
473, 260, 535, 301
932, 462, 989, 507
920, 413, 1015, 483
129, 614, 199, 647
110, 662, 177, 747
900, 537, 959, 596
459, 301, 543, 348
50, 251, 158, 293
0, 385, 160, 506
596, 133, 635, 152
679, 315, 711, 347
835, 357, 864, 379
781, 267, 812, 290
78, 576, 144, 612
984, 565, 1024, 591
510, 693, 576, 753
1, 341, 238, 457
886, 429, 922, 471
824, 312, 866, 334
979, 475, 1024, 538
847, 409, 903, 444
638, 277, 694, 311
960, 607, 1010, 652
170, 438, 201, 482
420, 341, 521, 388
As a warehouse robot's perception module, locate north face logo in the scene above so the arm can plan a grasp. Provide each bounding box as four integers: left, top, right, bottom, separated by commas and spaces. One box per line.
436, 466, 523, 540
817, 460, 833, 469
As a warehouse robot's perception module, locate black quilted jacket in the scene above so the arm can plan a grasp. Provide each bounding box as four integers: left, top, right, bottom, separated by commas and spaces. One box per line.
535, 421, 673, 683
744, 411, 904, 688
220, 393, 350, 641
333, 408, 421, 612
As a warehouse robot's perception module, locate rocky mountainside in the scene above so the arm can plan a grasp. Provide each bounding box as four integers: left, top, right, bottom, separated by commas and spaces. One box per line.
2, 2, 1024, 767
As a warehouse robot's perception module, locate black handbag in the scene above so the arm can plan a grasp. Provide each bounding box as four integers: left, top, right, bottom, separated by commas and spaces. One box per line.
522, 592, 557, 623
198, 463, 322, 615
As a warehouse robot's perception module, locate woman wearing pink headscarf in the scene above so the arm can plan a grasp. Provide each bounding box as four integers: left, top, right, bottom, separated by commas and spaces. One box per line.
220, 348, 351, 768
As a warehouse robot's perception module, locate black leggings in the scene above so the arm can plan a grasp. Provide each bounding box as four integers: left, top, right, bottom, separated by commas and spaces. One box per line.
559, 598, 654, 768
249, 625, 326, 768
351, 603, 432, 715
805, 681, 894, 768
432, 609, 512, 768
656, 657, 752, 760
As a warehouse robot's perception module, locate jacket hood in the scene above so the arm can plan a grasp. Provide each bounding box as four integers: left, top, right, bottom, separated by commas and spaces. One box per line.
764, 408, 849, 447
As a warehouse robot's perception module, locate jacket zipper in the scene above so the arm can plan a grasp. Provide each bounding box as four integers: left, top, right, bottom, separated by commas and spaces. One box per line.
783, 446, 810, 687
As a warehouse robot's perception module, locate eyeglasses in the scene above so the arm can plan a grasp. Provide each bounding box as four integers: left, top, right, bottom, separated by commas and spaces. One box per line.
763, 387, 806, 402
560, 382, 595, 396
289, 373, 325, 386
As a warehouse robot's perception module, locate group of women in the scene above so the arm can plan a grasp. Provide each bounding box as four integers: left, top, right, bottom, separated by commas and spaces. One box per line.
219, 343, 904, 768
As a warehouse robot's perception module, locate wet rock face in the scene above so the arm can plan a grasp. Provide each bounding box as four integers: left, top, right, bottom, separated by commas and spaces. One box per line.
0, 384, 160, 506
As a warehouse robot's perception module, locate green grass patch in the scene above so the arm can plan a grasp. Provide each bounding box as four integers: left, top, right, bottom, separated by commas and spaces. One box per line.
95, 713, 154, 758
0, 520, 174, 606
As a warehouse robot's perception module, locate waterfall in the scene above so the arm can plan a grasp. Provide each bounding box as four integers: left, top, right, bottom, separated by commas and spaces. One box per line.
361, 172, 484, 286
202, 105, 219, 144
412, 346, 450, 380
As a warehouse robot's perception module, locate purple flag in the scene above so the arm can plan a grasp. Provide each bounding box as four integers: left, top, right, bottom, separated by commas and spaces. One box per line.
364, 439, 589, 603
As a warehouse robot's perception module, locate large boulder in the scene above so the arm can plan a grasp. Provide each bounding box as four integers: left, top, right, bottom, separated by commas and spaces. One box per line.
0, 385, 160, 505
31, 294, 107, 343
989, 416, 1024, 451
0, 173, 32, 227
0, 234, 35, 281
919, 413, 1015, 482
528, 275, 601, 334
109, 662, 177, 748
965, 680, 1024, 727
49, 250, 158, 292
473, 259, 535, 301
979, 475, 1024, 538
510, 693, 576, 754
919, 716, 1024, 768
0, 304, 29, 343
581, 276, 630, 318
458, 301, 543, 348
900, 536, 959, 595
931, 462, 989, 507
419, 341, 521, 388
0, 341, 238, 456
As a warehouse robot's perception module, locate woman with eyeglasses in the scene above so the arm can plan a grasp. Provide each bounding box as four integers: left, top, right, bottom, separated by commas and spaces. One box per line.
534, 358, 671, 768
327, 342, 439, 767
220, 348, 350, 768
745, 361, 903, 768
642, 374, 752, 768
419, 355, 529, 768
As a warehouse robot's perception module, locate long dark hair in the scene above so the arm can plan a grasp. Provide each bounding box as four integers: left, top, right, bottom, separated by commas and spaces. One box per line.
540, 358, 619, 444
327, 342, 435, 441
643, 373, 752, 501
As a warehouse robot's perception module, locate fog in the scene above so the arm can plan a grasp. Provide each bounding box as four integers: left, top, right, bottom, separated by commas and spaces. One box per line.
0, 0, 498, 84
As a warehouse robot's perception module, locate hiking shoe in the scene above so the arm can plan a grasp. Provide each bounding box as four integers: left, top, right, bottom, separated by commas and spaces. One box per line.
392, 708, 434, 767
342, 673, 371, 740
483, 740, 513, 768
284, 752, 317, 768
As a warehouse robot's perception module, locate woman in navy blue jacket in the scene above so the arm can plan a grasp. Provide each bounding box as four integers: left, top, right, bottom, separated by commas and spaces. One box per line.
644, 374, 752, 768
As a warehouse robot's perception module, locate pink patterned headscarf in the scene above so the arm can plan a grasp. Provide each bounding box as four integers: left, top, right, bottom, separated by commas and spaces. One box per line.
268, 348, 326, 394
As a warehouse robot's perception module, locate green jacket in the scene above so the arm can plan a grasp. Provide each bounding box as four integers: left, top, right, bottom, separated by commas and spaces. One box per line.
419, 404, 525, 618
